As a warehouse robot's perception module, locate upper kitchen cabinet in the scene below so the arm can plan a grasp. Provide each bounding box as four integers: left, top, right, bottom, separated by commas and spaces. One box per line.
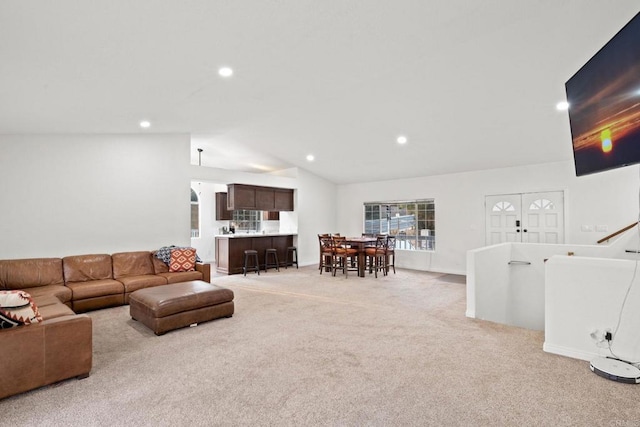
227, 184, 294, 211
215, 192, 233, 220
255, 187, 275, 210
227, 184, 256, 210
274, 188, 294, 211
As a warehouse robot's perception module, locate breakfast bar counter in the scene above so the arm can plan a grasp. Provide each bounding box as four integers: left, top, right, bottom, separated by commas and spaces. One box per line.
215, 233, 296, 275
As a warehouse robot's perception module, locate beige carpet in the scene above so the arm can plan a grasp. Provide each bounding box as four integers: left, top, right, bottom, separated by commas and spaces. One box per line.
2, 267, 640, 426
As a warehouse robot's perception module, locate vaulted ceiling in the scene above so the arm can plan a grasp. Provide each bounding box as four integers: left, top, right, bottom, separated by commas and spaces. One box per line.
1, 1, 638, 184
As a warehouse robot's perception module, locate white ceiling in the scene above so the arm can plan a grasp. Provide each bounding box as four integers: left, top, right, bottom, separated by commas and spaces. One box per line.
1, 1, 638, 184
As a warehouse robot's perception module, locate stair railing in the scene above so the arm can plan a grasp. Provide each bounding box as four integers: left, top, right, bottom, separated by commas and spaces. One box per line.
597, 222, 638, 244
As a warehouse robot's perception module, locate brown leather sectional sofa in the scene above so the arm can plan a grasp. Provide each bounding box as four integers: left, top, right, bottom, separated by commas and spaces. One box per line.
0, 250, 211, 400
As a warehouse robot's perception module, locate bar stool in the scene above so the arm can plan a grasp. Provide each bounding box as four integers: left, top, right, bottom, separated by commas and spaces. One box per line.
243, 250, 260, 276
264, 248, 279, 272
285, 246, 298, 269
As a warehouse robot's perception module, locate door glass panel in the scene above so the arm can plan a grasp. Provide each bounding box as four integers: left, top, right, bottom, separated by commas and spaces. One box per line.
529, 199, 555, 210
492, 201, 515, 212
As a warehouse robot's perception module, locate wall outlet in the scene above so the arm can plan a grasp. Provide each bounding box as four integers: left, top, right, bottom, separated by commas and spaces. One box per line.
581, 225, 594, 232
590, 329, 603, 341
596, 225, 608, 232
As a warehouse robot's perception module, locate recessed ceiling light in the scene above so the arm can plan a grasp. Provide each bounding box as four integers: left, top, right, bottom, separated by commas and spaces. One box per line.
306, 154, 315, 162
218, 67, 233, 77
139, 120, 151, 128
556, 101, 569, 111
397, 135, 408, 144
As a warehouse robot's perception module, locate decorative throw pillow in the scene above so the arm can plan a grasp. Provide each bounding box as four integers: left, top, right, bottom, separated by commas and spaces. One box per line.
169, 248, 197, 272
156, 245, 203, 264
0, 290, 42, 329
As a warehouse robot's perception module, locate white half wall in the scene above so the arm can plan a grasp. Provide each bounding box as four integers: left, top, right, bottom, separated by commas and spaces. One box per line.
545, 255, 640, 362
0, 134, 191, 258
337, 160, 640, 274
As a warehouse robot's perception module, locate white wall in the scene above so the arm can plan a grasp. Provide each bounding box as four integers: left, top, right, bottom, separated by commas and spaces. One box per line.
0, 134, 191, 258
337, 160, 640, 274
5, 132, 635, 275
545, 255, 640, 362
295, 168, 338, 267
0, 136, 338, 267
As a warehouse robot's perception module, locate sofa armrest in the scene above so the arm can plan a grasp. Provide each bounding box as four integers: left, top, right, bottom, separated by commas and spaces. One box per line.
0, 320, 46, 399
0, 314, 92, 400
44, 314, 92, 384
195, 262, 211, 283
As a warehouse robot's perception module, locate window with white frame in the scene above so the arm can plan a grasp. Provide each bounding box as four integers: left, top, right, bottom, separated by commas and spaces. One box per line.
190, 188, 200, 238
364, 199, 435, 250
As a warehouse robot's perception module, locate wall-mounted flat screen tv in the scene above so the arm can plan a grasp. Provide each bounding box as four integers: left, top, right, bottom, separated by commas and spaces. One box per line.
565, 11, 640, 177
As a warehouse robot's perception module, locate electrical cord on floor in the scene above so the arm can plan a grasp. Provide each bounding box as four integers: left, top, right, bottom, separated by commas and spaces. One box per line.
608, 165, 640, 367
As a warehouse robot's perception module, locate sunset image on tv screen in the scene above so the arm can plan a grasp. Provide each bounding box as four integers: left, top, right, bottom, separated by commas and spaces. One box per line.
565, 12, 640, 176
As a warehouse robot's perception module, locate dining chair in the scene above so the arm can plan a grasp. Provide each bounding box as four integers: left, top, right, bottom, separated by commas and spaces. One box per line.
318, 234, 331, 272
385, 235, 396, 274
319, 235, 334, 275
331, 236, 358, 277
365, 235, 387, 278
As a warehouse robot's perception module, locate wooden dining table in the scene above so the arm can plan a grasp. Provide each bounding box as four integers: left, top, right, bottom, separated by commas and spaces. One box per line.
343, 237, 377, 277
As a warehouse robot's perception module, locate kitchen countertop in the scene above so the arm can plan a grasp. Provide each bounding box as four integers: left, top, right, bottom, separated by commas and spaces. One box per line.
215, 233, 297, 238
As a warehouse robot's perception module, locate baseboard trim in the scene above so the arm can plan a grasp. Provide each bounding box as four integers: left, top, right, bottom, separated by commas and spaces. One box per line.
543, 342, 597, 362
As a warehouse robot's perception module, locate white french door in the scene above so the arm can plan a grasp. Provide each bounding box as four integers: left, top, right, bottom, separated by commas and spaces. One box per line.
485, 191, 564, 245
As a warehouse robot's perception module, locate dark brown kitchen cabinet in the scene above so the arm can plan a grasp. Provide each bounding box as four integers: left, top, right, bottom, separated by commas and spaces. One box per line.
274, 188, 294, 211
263, 211, 280, 220
227, 184, 256, 210
215, 234, 294, 275
255, 187, 275, 210
215, 193, 232, 220
227, 184, 294, 211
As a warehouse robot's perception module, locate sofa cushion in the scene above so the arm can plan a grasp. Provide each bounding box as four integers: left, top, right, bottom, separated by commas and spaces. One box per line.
36, 299, 75, 320
32, 294, 65, 308
169, 248, 196, 272
26, 285, 73, 305
63, 254, 113, 283
66, 279, 124, 300
119, 275, 167, 294
0, 290, 42, 328
156, 270, 203, 284
112, 252, 155, 278
0, 258, 64, 290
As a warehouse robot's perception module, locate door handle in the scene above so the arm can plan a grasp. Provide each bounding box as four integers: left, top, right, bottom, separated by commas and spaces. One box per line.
523, 229, 528, 233
516, 229, 520, 233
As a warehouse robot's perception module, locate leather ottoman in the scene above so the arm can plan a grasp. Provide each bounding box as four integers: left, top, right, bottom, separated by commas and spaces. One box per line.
129, 280, 234, 335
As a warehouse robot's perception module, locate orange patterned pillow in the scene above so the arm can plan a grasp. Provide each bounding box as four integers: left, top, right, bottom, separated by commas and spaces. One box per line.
169, 248, 196, 272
